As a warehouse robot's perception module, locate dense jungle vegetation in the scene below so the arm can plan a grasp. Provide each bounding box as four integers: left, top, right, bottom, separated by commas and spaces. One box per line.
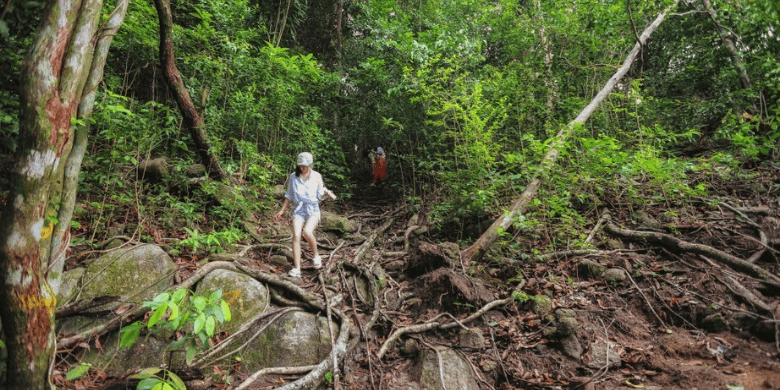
0, 0, 778, 388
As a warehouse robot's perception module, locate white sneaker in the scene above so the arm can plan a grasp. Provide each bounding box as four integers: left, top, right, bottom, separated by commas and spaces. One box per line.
288, 268, 301, 278
312, 255, 322, 269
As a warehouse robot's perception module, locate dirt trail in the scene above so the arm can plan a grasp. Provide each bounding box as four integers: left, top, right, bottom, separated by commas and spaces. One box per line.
253, 177, 780, 390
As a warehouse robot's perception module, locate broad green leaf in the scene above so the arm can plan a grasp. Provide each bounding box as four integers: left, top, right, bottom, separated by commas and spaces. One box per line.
129, 367, 162, 380
194, 313, 206, 334
66, 363, 91, 380
186, 342, 198, 365
166, 370, 187, 390
137, 377, 162, 390
119, 323, 142, 349
205, 316, 216, 337
208, 289, 222, 302
151, 382, 175, 390
171, 288, 187, 304
168, 337, 188, 351
167, 301, 180, 321
221, 300, 231, 322
153, 292, 170, 303
148, 302, 168, 328
193, 296, 207, 312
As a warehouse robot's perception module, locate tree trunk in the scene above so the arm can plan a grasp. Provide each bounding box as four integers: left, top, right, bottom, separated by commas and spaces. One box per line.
460, 0, 681, 264
701, 0, 751, 90
154, 0, 228, 181
0, 1, 127, 388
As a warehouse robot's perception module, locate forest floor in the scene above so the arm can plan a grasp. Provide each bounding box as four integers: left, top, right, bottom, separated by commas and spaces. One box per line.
57, 166, 780, 390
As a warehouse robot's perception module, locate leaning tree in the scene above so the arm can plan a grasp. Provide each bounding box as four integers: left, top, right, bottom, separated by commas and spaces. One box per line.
0, 1, 127, 387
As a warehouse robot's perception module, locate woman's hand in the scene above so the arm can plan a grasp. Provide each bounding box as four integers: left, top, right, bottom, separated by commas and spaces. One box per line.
327, 190, 337, 200
273, 209, 284, 222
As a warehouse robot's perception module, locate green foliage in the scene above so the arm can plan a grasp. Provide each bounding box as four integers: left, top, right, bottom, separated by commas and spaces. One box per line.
66, 363, 91, 380
178, 227, 246, 255
130, 367, 186, 390
120, 289, 232, 366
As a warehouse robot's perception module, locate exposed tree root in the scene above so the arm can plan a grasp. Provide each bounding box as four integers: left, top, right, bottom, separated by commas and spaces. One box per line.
351, 217, 395, 265
603, 211, 780, 289
376, 292, 520, 360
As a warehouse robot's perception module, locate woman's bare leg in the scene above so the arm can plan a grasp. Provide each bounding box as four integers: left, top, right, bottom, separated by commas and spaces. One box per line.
302, 215, 320, 259
291, 217, 304, 270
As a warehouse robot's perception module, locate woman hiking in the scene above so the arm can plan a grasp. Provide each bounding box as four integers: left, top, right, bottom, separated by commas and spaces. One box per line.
372, 147, 387, 184
274, 152, 337, 277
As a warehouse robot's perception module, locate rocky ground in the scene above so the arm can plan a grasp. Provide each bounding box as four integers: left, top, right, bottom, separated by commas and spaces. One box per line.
54, 168, 780, 390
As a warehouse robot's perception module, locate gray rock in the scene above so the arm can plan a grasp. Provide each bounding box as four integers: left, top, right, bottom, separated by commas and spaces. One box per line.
235, 310, 336, 371
417, 347, 479, 390
186, 163, 206, 178
578, 259, 606, 279
560, 335, 583, 360
532, 295, 552, 316
320, 210, 356, 233
458, 327, 485, 349
583, 338, 622, 369
195, 269, 269, 335
137, 157, 169, 183
79, 244, 177, 312
603, 268, 626, 286
701, 313, 730, 333
56, 267, 85, 307
274, 184, 286, 199
80, 333, 169, 377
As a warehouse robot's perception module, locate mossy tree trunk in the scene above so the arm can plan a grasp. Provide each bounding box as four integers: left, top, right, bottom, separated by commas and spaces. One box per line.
0, 1, 127, 388
153, 0, 229, 181
461, 0, 680, 264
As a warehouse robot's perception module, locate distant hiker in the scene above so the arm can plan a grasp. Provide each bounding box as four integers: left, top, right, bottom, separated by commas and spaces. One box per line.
274, 152, 337, 278
372, 147, 387, 184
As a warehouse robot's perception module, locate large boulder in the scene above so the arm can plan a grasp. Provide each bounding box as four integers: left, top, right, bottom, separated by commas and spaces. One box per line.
319, 210, 356, 233
137, 157, 169, 183
195, 269, 269, 335
56, 267, 85, 307
416, 347, 479, 390
229, 310, 336, 371
78, 244, 177, 312
80, 333, 169, 378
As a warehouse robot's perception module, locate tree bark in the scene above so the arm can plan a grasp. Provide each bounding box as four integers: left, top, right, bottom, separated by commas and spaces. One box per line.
153, 0, 228, 181
0, 1, 127, 388
701, 0, 751, 89
461, 0, 681, 264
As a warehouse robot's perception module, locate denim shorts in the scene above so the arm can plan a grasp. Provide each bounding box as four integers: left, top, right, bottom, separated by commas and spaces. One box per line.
293, 202, 321, 223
